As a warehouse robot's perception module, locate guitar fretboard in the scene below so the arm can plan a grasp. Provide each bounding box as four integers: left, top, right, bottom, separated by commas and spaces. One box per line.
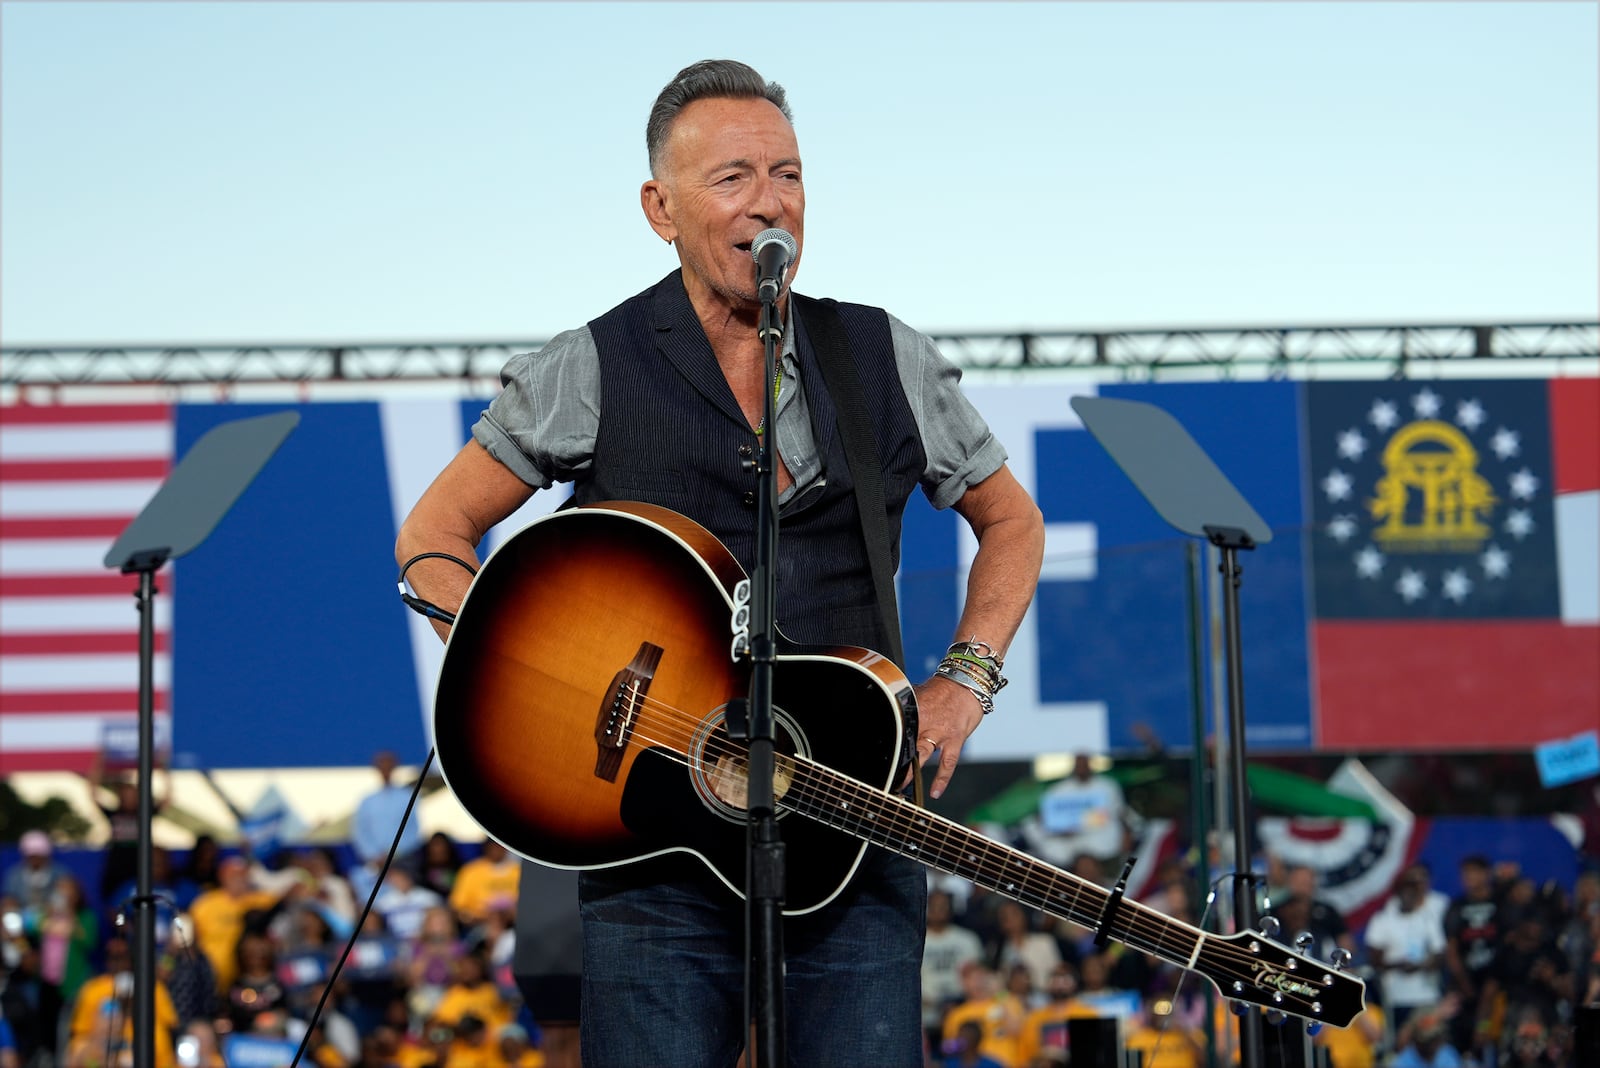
781, 756, 1205, 971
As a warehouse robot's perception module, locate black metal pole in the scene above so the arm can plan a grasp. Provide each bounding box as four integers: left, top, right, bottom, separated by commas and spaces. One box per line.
745, 295, 786, 1068
1208, 530, 1262, 1068
1184, 542, 1218, 1068
129, 561, 162, 1068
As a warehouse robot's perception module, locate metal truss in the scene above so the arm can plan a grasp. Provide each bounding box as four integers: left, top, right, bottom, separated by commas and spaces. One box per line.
2, 322, 1594, 385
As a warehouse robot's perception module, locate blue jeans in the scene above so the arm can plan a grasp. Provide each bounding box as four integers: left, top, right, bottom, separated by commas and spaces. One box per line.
578, 849, 927, 1067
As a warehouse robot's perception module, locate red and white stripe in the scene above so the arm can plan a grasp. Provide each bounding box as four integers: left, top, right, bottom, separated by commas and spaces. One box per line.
1, 403, 174, 773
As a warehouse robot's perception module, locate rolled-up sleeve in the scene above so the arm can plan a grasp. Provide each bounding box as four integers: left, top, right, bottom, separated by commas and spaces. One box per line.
889, 314, 1008, 509
470, 327, 602, 489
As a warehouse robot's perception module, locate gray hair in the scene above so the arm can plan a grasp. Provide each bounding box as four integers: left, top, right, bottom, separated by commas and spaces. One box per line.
646, 59, 792, 177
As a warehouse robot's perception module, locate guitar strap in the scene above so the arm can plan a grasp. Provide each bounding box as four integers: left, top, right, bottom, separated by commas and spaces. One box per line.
793, 294, 926, 808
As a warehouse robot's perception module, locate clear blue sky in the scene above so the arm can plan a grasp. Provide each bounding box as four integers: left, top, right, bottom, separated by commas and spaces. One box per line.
2, 1, 1596, 346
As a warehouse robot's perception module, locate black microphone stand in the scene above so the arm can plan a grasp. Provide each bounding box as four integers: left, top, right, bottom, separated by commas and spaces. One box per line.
100, 410, 299, 1068
743, 291, 788, 1068
1209, 525, 1266, 1068
126, 550, 166, 1068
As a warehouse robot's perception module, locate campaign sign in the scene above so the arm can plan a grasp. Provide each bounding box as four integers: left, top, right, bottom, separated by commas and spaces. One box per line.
224, 1035, 300, 1068
343, 936, 400, 981
101, 719, 171, 769
1534, 730, 1600, 788
277, 952, 329, 991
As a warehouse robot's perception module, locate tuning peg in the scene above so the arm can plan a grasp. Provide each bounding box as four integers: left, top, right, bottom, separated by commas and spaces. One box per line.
1306, 1023, 1324, 1037
1293, 931, 1314, 951
1265, 1009, 1287, 1027
1257, 915, 1281, 938
1329, 948, 1352, 970
1230, 1000, 1252, 1017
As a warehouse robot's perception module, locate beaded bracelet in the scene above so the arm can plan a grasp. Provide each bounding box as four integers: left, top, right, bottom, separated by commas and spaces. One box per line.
946, 639, 1008, 692
933, 637, 1008, 715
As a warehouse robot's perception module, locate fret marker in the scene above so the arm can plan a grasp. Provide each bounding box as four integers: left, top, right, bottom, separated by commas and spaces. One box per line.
1006, 882, 1017, 892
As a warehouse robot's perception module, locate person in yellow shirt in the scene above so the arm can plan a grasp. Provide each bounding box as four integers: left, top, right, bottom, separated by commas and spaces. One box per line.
447, 840, 521, 926
1317, 1002, 1385, 1068
1123, 998, 1207, 1068
67, 938, 179, 1068
393, 1021, 448, 1068
187, 857, 286, 993
443, 1015, 501, 1068
1015, 962, 1102, 1066
492, 1023, 547, 1068
431, 951, 513, 1033
941, 962, 1024, 1067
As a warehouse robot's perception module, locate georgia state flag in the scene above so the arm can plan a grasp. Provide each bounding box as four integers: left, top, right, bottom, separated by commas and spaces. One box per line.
1308, 378, 1598, 750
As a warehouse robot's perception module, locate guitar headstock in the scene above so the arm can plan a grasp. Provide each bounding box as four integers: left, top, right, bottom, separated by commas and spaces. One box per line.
1195, 929, 1366, 1028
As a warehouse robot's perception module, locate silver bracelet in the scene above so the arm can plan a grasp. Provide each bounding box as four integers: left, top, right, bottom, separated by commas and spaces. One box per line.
934, 664, 995, 715
945, 639, 1008, 693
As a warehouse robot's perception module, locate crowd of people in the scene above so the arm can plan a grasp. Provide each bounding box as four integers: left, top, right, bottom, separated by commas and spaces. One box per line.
9, 819, 1596, 1068
1, 816, 541, 1068
920, 855, 1600, 1068
3, 754, 1598, 1068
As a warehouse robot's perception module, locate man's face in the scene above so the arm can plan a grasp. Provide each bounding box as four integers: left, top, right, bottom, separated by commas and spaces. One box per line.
1046, 966, 1077, 1001
642, 96, 804, 312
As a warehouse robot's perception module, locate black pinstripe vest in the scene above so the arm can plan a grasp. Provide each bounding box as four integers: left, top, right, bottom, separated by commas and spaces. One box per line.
582, 270, 925, 656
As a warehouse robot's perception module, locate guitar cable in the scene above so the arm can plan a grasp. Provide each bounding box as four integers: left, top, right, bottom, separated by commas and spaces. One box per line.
396, 551, 478, 625
286, 554, 476, 1066
286, 746, 436, 1068
1182, 871, 1311, 1066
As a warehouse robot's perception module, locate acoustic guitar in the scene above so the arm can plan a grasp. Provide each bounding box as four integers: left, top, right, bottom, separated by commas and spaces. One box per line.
433, 501, 1365, 1028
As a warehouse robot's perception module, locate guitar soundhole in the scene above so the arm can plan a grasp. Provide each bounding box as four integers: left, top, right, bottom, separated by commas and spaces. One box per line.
688, 705, 812, 823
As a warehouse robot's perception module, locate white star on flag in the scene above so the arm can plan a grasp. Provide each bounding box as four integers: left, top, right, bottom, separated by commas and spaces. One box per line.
1396, 569, 1427, 602
1326, 515, 1359, 543
1490, 427, 1520, 460
1368, 399, 1399, 432
1355, 546, 1385, 578
1322, 469, 1354, 502
1336, 428, 1368, 461
1504, 510, 1535, 540
1412, 388, 1442, 418
1455, 399, 1486, 431
1482, 544, 1511, 579
1508, 468, 1540, 500
1441, 569, 1473, 603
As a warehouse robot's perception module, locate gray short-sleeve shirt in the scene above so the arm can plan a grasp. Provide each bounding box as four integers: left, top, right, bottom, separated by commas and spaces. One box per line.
473, 310, 1005, 511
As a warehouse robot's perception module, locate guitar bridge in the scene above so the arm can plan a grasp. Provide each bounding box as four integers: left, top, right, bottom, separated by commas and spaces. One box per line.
593, 642, 663, 782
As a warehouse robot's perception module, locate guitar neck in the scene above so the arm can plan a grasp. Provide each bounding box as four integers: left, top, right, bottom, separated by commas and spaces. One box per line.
784, 757, 1205, 971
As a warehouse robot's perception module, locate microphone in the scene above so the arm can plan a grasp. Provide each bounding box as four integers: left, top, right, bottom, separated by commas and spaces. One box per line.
751, 228, 797, 303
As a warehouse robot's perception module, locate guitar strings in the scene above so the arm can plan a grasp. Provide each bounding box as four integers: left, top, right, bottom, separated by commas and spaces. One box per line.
611, 701, 1321, 1008
616, 691, 1246, 964
580, 687, 1342, 1009
612, 706, 1337, 1017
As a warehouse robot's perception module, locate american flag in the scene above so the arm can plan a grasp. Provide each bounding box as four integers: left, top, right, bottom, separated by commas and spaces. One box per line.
0, 403, 174, 773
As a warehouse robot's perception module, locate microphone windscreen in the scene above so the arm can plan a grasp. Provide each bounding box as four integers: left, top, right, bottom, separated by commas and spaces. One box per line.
751, 228, 797, 262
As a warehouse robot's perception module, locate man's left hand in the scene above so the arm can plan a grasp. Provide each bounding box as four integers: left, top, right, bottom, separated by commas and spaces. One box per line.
906, 674, 988, 800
